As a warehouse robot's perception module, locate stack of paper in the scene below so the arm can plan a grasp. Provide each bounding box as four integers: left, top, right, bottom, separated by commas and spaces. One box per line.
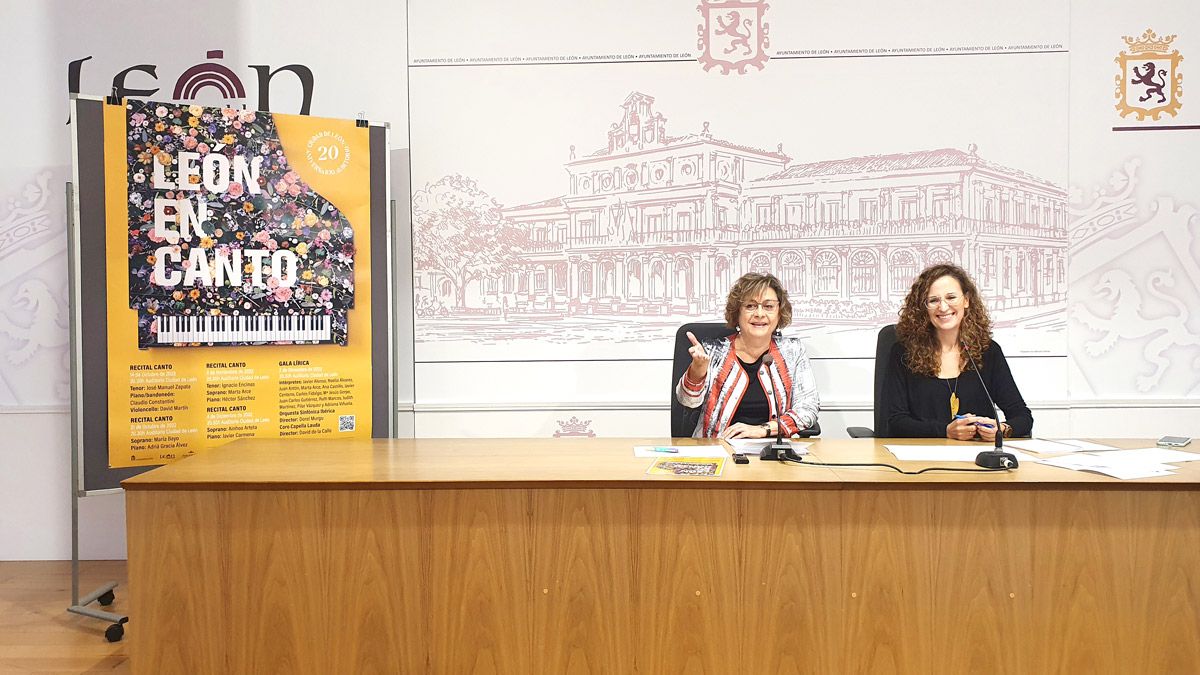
725, 438, 811, 457
1006, 439, 1117, 454
1035, 447, 1200, 480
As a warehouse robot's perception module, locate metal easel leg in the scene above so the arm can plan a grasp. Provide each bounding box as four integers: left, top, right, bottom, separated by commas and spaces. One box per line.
64, 180, 128, 643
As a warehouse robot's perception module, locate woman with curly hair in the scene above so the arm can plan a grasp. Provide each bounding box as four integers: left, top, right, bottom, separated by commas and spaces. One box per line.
885, 264, 1032, 440
676, 273, 820, 439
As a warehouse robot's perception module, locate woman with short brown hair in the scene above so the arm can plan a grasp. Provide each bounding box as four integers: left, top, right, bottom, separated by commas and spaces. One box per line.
676, 273, 819, 439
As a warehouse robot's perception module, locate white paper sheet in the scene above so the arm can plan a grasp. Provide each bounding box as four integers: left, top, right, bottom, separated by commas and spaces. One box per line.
1005, 439, 1084, 454
884, 445, 985, 462
1093, 448, 1200, 464
1083, 465, 1175, 480
725, 439, 811, 456
633, 445, 727, 458
1037, 454, 1178, 480
884, 445, 1038, 463
1052, 439, 1118, 451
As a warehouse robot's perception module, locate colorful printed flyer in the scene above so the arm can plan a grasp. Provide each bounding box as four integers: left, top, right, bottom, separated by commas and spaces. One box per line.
646, 457, 726, 477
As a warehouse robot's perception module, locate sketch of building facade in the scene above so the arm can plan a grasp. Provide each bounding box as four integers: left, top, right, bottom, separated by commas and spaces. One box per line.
414, 92, 1067, 325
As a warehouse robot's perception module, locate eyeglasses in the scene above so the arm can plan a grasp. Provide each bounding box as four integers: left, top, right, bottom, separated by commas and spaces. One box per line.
925, 294, 964, 309
742, 302, 779, 314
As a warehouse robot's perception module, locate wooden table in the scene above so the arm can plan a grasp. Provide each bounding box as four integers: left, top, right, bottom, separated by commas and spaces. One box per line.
124, 438, 1200, 673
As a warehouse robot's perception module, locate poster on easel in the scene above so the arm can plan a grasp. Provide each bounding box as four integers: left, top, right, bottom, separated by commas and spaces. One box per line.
73, 96, 392, 474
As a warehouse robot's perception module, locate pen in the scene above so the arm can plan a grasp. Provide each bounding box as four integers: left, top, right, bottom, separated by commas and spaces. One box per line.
651, 447, 680, 453
955, 414, 994, 429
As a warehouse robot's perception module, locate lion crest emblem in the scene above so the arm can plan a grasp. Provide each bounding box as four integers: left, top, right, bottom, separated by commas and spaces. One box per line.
1115, 28, 1184, 120
697, 0, 771, 74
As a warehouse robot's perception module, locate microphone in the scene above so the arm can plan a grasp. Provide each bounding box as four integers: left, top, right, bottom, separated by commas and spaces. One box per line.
962, 343, 1018, 469
758, 353, 796, 461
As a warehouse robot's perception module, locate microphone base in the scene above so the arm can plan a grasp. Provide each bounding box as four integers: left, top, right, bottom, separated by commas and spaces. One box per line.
975, 450, 1018, 469
761, 440, 800, 462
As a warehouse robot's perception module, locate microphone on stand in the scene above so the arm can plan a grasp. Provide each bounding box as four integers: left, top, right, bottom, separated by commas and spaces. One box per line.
962, 343, 1018, 469
759, 353, 797, 461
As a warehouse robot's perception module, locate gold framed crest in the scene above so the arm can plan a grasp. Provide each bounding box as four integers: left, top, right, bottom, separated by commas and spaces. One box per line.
1115, 29, 1184, 120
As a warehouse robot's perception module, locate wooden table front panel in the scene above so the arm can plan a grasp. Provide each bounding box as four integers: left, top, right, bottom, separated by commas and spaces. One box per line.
128, 486, 1200, 674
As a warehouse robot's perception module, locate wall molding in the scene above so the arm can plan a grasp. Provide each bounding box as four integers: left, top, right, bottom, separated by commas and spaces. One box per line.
7, 398, 1193, 417
2, 402, 419, 416
0, 405, 70, 415
410, 398, 1196, 414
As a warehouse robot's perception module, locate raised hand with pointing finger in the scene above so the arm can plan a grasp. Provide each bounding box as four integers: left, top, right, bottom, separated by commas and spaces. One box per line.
685, 331, 710, 382
673, 274, 820, 439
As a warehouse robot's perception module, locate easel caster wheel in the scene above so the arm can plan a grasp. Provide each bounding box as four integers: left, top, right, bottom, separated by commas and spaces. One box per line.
98, 590, 116, 606
105, 623, 124, 643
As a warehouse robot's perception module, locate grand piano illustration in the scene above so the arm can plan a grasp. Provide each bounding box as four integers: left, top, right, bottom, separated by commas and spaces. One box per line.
124, 100, 354, 348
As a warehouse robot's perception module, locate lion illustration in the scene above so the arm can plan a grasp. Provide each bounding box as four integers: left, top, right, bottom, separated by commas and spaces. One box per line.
0, 279, 69, 365
1131, 61, 1168, 104
717, 11, 753, 57
1070, 269, 1200, 391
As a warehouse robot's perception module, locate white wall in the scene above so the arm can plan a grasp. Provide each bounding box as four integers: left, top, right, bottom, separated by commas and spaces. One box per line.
0, 0, 408, 560
0, 410, 125, 559
1, 0, 1198, 561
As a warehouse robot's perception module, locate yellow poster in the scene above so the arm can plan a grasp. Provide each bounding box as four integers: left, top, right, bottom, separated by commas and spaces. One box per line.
103, 101, 374, 467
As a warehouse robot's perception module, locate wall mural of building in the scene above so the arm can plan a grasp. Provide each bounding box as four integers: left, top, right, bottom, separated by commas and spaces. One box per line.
412, 92, 1067, 348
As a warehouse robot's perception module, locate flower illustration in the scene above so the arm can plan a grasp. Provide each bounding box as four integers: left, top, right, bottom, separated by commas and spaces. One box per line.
126, 99, 356, 348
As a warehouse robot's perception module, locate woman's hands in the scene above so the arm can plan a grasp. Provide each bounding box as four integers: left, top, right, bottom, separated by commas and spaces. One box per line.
946, 415, 980, 441
946, 415, 1001, 441
974, 417, 1000, 442
685, 331, 710, 382
720, 422, 770, 440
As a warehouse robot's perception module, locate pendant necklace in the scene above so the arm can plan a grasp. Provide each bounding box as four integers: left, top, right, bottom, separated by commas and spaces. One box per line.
946, 378, 960, 417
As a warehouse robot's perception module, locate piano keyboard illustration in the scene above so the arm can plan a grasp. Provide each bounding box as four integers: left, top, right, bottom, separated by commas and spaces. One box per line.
154, 314, 333, 344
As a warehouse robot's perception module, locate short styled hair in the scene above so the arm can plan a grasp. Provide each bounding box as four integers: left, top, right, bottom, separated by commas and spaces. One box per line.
723, 273, 793, 330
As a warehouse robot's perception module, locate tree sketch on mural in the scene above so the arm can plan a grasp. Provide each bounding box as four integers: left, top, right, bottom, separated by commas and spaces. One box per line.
412, 92, 1068, 351
1068, 159, 1200, 396
412, 175, 530, 314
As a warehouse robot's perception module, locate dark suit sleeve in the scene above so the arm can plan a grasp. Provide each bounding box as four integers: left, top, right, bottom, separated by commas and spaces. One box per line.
986, 342, 1034, 437
884, 343, 947, 439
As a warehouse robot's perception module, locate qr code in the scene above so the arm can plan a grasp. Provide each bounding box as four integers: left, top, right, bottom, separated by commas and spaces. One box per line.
338, 415, 356, 432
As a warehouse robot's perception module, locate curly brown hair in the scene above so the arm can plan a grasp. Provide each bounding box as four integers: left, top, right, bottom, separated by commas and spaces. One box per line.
724, 273, 793, 330
895, 264, 992, 377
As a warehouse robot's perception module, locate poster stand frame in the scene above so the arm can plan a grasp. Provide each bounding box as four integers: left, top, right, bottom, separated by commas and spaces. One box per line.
63, 95, 395, 643
65, 180, 129, 642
